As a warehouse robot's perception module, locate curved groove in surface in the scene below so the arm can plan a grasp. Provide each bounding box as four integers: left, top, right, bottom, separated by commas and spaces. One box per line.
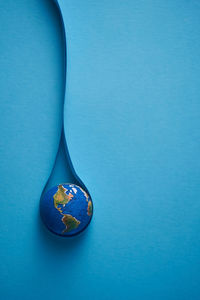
41, 0, 90, 197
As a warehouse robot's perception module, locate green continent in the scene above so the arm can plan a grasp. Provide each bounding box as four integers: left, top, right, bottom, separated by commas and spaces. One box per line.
53, 185, 73, 213
62, 214, 80, 233
87, 200, 93, 216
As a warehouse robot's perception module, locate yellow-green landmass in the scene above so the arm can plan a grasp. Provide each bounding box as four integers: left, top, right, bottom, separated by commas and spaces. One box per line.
62, 214, 80, 233
87, 200, 93, 216
53, 185, 73, 214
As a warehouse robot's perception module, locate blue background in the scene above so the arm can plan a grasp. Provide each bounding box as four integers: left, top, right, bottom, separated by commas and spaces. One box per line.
0, 0, 200, 299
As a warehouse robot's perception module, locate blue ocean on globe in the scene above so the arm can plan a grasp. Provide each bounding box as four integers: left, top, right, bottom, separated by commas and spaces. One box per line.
40, 183, 93, 237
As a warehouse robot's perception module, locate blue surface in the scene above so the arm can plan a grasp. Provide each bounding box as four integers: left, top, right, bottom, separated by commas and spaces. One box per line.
1, 0, 200, 299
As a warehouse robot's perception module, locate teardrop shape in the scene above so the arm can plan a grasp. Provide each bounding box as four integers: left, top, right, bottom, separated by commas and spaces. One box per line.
40, 0, 93, 237
40, 135, 93, 237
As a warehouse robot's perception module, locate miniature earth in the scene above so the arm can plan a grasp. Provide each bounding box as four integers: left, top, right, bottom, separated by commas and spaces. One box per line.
40, 183, 93, 236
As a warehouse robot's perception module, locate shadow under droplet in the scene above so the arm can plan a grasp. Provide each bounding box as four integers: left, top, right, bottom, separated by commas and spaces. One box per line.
37, 207, 90, 254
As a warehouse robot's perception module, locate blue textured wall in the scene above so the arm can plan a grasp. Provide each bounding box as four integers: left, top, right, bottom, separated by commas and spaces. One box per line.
0, 1, 200, 299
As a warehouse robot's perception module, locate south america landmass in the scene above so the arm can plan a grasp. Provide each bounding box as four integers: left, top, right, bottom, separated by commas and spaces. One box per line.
62, 214, 80, 233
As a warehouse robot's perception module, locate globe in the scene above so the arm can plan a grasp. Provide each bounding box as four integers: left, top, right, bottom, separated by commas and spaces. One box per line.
40, 183, 93, 237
